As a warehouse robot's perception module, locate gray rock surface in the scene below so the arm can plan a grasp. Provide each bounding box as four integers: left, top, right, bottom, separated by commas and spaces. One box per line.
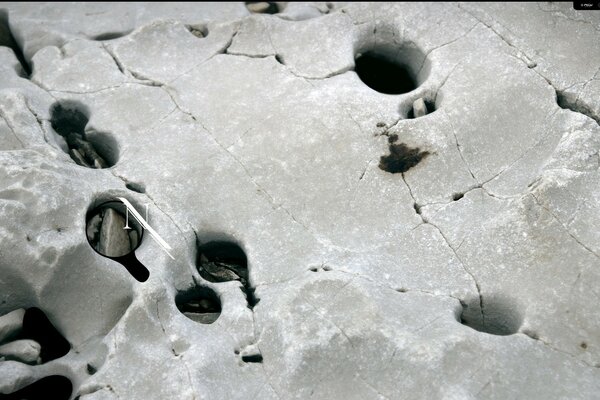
0, 2, 599, 399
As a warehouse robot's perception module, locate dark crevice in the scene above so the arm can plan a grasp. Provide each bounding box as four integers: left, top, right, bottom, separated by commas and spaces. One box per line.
241, 353, 263, 363
196, 241, 259, 310
0, 9, 31, 77
452, 192, 464, 201
556, 89, 599, 125
50, 102, 119, 168
176, 286, 221, 325
92, 30, 131, 41
0, 375, 72, 400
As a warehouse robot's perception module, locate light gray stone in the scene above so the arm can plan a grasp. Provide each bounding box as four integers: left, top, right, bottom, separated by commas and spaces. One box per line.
0, 309, 25, 344
98, 208, 132, 257
1, 2, 600, 400
0, 339, 41, 365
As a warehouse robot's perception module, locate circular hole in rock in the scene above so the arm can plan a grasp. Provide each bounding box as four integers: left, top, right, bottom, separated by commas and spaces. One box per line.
50, 102, 118, 168
459, 295, 523, 336
187, 24, 209, 38
176, 286, 221, 324
86, 200, 143, 258
354, 43, 427, 95
245, 2, 281, 14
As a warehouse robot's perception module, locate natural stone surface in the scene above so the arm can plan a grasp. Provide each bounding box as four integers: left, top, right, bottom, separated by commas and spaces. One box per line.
0, 2, 599, 399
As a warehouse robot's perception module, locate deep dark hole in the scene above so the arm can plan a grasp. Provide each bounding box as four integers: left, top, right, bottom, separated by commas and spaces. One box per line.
87, 363, 97, 375
355, 52, 417, 95
1, 375, 72, 400
245, 2, 280, 14
16, 308, 71, 363
379, 143, 429, 174
176, 286, 222, 324
275, 54, 284, 65
50, 102, 117, 168
125, 181, 146, 194
459, 295, 522, 336
196, 241, 259, 310
413, 203, 421, 214
452, 192, 464, 201
241, 353, 263, 363
407, 99, 436, 119
0, 10, 31, 77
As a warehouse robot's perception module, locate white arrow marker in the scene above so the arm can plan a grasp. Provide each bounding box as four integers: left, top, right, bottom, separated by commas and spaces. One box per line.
117, 197, 174, 260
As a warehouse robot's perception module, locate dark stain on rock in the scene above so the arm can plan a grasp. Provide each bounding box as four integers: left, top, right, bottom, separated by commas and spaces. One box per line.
379, 143, 429, 173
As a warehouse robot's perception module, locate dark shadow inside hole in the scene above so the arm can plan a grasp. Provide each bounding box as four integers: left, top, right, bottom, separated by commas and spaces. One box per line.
86, 200, 149, 282
176, 286, 221, 324
379, 143, 429, 174
355, 52, 417, 95
125, 181, 146, 194
1, 375, 72, 400
459, 295, 522, 336
407, 99, 436, 119
452, 192, 464, 201
187, 24, 208, 38
15, 308, 71, 363
241, 353, 263, 363
92, 31, 130, 41
196, 241, 259, 309
0, 9, 31, 77
245, 2, 280, 14
50, 102, 118, 168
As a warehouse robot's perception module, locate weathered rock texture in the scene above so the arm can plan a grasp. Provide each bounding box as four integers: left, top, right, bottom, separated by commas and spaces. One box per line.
0, 2, 599, 399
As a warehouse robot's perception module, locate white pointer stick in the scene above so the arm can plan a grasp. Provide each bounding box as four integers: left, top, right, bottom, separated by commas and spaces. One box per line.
117, 197, 175, 260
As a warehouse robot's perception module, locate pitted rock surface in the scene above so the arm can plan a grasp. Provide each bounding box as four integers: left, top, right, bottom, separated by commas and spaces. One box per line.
0, 2, 599, 399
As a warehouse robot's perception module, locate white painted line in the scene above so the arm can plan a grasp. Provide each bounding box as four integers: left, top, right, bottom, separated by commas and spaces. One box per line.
117, 197, 175, 260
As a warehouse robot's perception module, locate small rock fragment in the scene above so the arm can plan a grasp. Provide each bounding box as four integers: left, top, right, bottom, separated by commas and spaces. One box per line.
69, 148, 91, 167
0, 309, 25, 343
246, 2, 277, 14
412, 98, 428, 118
0, 339, 41, 365
86, 213, 103, 245
98, 208, 132, 257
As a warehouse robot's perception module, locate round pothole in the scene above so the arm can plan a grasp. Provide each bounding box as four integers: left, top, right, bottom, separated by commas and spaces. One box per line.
354, 43, 428, 95
86, 200, 143, 258
459, 295, 523, 336
176, 286, 221, 325
50, 101, 119, 168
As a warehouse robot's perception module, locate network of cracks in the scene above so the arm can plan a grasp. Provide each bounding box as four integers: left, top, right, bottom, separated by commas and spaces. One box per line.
1, 4, 598, 398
